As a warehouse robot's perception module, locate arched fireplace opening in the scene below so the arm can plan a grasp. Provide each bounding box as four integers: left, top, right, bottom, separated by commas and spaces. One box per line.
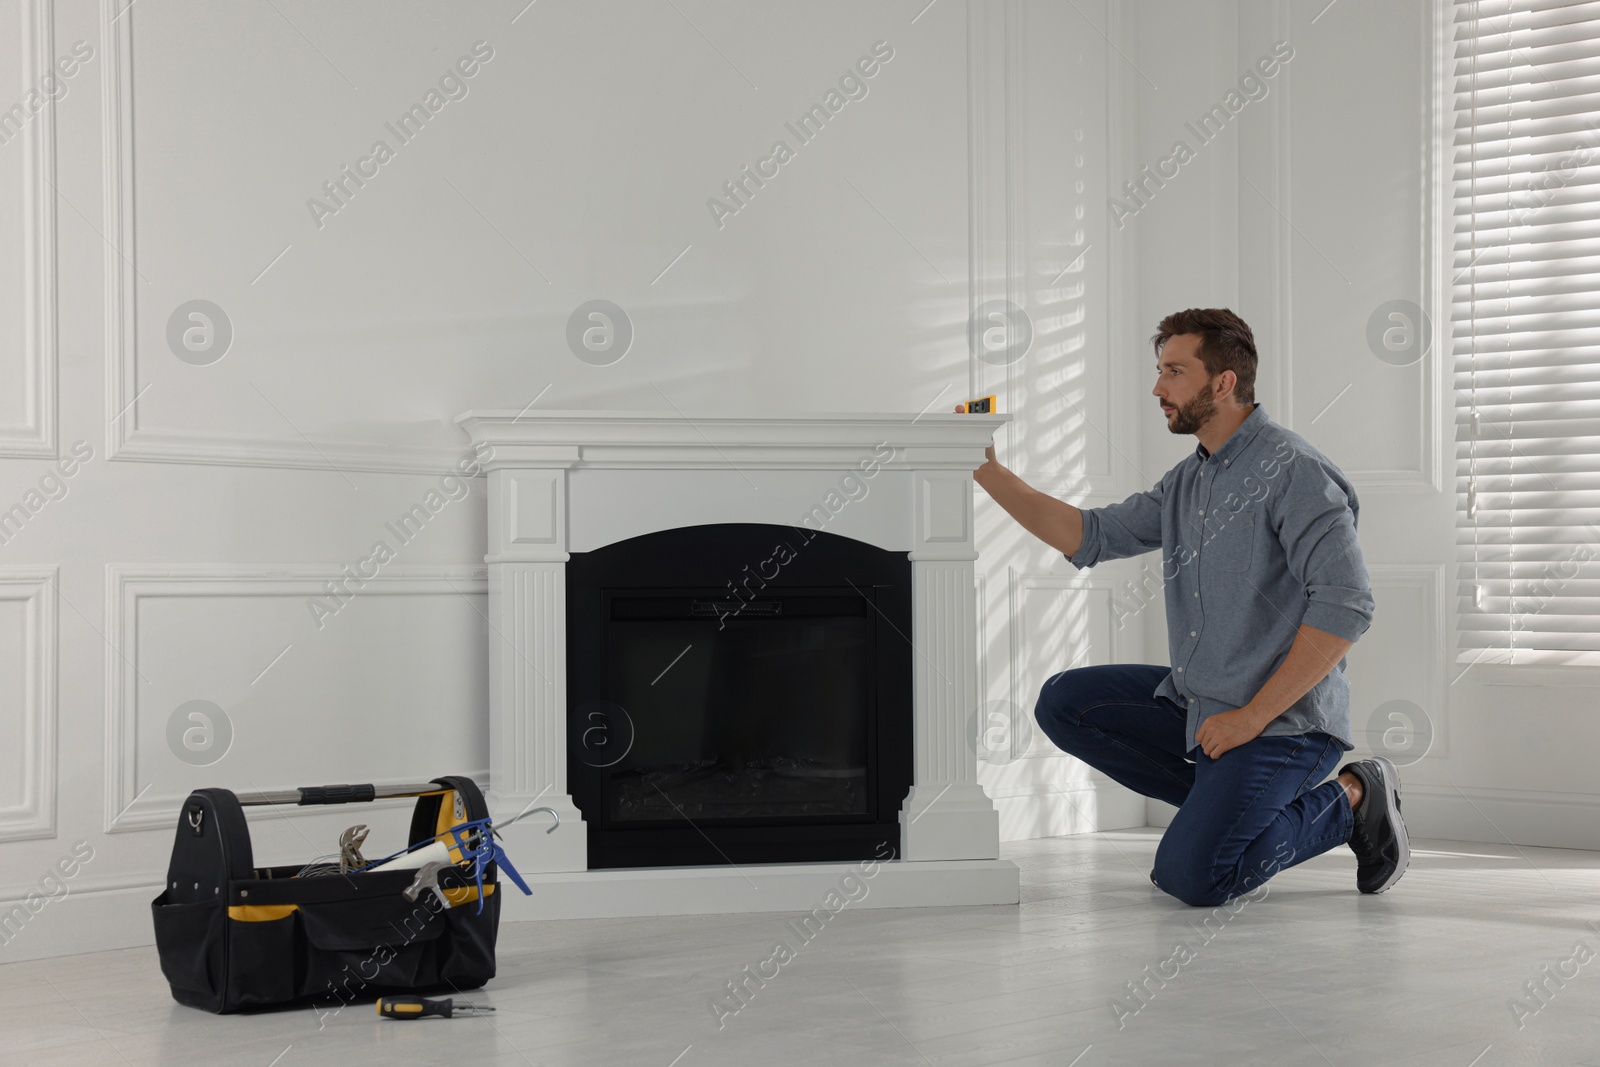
566, 522, 912, 869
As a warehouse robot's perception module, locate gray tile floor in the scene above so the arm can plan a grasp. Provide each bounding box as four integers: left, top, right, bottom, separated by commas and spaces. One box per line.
4, 828, 1599, 1066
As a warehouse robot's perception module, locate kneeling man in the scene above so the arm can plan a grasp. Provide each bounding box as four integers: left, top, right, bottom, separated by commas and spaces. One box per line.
968, 308, 1407, 905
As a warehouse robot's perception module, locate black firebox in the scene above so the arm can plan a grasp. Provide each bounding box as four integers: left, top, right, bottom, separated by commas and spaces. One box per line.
566, 523, 911, 869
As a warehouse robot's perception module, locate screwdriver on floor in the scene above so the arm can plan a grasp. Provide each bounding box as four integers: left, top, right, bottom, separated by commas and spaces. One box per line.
376, 995, 496, 1020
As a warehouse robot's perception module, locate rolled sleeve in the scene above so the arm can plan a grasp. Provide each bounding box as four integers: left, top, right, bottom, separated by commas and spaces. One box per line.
1066, 479, 1165, 569
1275, 457, 1375, 642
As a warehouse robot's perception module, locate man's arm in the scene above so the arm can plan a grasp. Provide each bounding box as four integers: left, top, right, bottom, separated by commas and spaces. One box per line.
1243, 623, 1354, 729
973, 444, 1086, 557
973, 440, 1165, 565
1275, 453, 1376, 643
1196, 623, 1354, 760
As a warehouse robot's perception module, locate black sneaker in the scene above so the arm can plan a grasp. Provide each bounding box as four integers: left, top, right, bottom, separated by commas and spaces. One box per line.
1340, 756, 1409, 893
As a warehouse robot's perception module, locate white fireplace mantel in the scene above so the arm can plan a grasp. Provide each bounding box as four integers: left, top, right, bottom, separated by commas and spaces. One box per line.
456, 408, 1009, 470
455, 409, 1019, 919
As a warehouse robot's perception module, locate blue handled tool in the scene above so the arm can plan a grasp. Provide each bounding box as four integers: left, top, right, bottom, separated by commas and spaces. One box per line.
443, 817, 532, 913
354, 805, 558, 913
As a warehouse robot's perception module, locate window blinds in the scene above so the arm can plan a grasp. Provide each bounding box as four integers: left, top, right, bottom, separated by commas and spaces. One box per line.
1453, 0, 1600, 666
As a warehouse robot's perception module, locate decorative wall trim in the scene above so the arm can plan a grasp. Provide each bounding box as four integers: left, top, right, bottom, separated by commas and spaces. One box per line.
1365, 562, 1450, 760
969, 0, 1124, 498
1400, 783, 1600, 853
1, 0, 57, 458
0, 566, 57, 842
1424, 0, 1449, 496
1173, 786, 1600, 853
111, 428, 478, 477
97, 2, 465, 477
100, 0, 134, 465
998, 0, 1027, 465
995, 778, 1148, 841
1009, 569, 1127, 761
1235, 0, 1294, 428
6, 857, 1018, 942
1347, 466, 1442, 493
1269, 0, 1293, 430
1103, 0, 1137, 497
0, 871, 161, 903
1089, 0, 1123, 490
103, 564, 488, 833
1338, 0, 1443, 493
967, 0, 1006, 406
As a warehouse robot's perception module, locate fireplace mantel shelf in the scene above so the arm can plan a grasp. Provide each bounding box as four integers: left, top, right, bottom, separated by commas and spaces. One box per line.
456, 409, 1009, 470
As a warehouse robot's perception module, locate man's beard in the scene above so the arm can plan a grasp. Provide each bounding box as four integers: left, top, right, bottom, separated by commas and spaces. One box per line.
1165, 380, 1217, 435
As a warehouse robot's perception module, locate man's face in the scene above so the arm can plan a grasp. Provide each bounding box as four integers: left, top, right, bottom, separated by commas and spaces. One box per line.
1152, 333, 1224, 435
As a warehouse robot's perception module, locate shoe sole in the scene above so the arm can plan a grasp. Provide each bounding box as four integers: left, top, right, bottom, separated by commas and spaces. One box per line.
1366, 755, 1410, 893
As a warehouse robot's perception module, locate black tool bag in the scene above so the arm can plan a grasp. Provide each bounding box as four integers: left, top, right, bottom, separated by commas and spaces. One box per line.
150, 776, 501, 1014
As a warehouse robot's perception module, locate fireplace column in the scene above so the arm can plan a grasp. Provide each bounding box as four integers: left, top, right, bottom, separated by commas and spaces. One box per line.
901, 470, 1001, 860
482, 462, 588, 872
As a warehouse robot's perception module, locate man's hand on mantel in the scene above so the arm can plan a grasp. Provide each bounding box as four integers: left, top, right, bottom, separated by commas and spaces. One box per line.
957, 403, 1085, 557
954, 403, 1001, 490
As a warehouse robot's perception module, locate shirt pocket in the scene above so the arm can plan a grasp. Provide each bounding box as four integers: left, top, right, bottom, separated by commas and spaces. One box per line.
1202, 507, 1258, 573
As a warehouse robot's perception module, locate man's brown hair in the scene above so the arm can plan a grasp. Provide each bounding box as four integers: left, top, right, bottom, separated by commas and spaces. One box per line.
1151, 308, 1257, 406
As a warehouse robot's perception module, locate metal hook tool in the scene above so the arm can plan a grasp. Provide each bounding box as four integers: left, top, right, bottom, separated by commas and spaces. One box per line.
490, 805, 559, 840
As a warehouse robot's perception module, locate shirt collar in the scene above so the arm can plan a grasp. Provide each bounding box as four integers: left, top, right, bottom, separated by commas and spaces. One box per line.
1196, 403, 1268, 464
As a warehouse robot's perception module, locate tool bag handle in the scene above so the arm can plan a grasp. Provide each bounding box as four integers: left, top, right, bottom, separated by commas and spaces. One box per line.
165, 788, 255, 904
232, 782, 450, 807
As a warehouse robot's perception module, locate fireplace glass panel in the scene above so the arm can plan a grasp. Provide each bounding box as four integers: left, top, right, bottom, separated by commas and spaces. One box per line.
605, 594, 872, 822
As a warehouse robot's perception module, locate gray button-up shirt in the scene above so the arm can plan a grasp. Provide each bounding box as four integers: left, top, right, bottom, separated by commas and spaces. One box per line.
1065, 404, 1374, 753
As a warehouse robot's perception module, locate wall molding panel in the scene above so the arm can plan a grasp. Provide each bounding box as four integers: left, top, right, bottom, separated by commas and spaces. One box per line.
1, 0, 58, 459
0, 566, 57, 843
968, 0, 1124, 500
1309, 0, 1439, 494
103, 564, 488, 833
1008, 569, 1128, 761
1360, 562, 1449, 762
97, 2, 466, 477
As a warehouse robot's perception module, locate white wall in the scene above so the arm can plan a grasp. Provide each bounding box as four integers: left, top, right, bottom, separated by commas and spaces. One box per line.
7, 0, 1583, 966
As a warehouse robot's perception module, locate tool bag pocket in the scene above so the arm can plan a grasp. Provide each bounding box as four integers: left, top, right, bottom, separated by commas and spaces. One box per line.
298, 891, 450, 1000
223, 908, 298, 1008
150, 893, 229, 1012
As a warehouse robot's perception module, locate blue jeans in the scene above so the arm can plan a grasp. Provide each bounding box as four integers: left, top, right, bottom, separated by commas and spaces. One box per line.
1033, 663, 1354, 907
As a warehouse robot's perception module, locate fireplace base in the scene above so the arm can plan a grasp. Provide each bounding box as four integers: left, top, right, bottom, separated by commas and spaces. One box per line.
489, 818, 1018, 919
